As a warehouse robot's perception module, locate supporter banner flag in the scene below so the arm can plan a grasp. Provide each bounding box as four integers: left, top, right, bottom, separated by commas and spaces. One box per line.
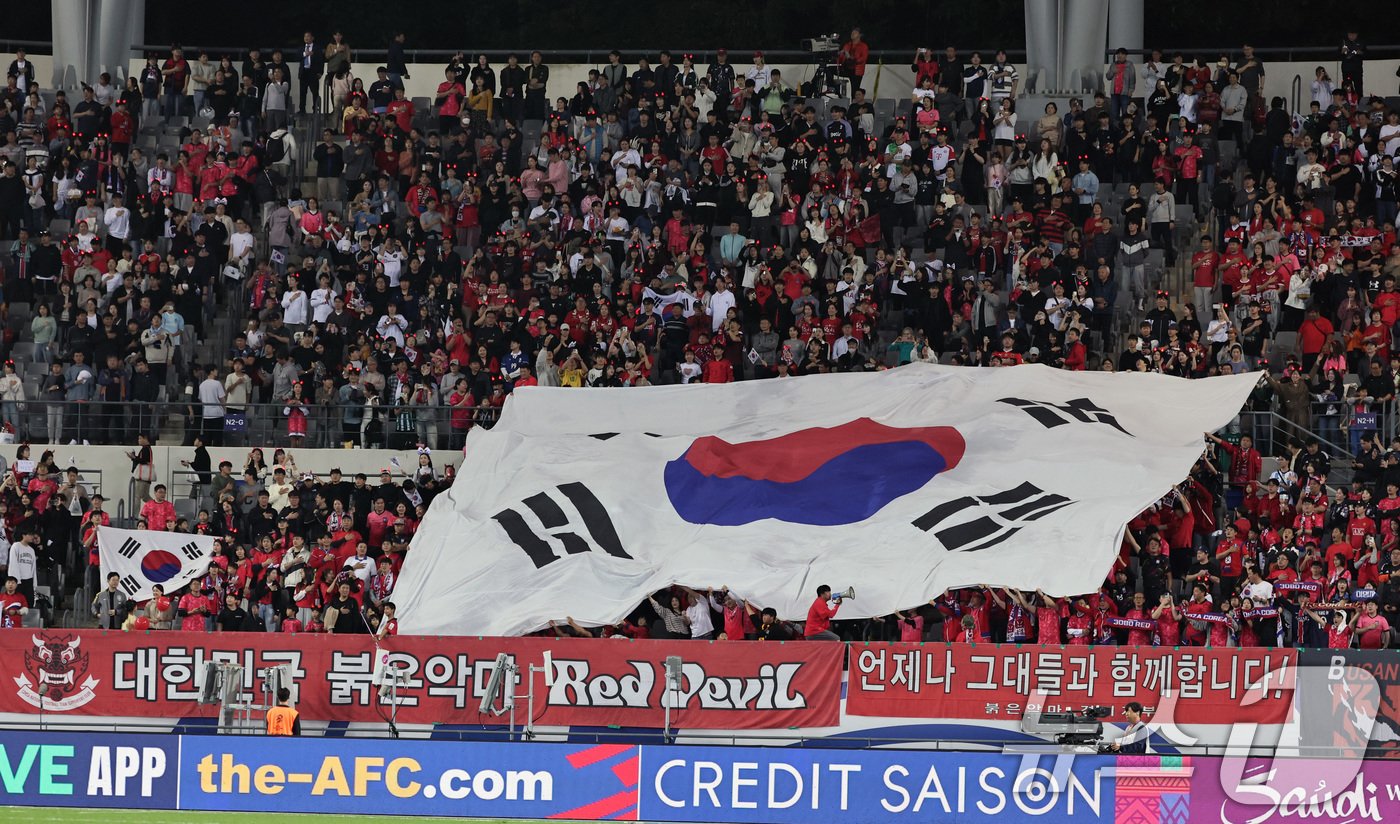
396, 364, 1257, 636
1297, 648, 1400, 759
850, 213, 882, 247
97, 527, 216, 603
847, 642, 1296, 724
0, 630, 841, 729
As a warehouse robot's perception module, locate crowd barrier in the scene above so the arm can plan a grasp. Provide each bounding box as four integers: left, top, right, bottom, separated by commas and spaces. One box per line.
0, 631, 1318, 728
6, 631, 1400, 760
3, 730, 1397, 823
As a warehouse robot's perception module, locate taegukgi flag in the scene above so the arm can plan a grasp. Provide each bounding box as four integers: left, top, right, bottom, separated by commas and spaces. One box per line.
395, 364, 1257, 636
97, 526, 217, 603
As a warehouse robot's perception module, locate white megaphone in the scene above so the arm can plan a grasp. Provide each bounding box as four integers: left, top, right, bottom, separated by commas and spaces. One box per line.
836, 587, 855, 602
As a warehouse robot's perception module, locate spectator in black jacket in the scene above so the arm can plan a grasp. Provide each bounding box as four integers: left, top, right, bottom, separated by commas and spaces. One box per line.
0, 162, 22, 240
326, 581, 368, 633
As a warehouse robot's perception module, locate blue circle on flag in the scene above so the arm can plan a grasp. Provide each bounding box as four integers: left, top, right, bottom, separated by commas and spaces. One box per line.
140, 550, 182, 583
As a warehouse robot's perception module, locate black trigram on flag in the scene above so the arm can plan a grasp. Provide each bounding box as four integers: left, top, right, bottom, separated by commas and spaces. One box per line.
493, 482, 633, 569
118, 575, 141, 596
116, 537, 143, 559
178, 541, 203, 561
912, 482, 1075, 552
997, 397, 1131, 435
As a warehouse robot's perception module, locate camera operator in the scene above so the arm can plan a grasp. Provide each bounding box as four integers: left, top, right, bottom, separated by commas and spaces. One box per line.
1109, 701, 1150, 754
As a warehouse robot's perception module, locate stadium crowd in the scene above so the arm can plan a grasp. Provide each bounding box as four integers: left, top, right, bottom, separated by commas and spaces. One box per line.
2, 31, 1400, 644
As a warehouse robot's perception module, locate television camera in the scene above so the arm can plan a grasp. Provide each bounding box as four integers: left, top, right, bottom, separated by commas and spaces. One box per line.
800, 34, 848, 98
1020, 705, 1113, 750
801, 34, 842, 53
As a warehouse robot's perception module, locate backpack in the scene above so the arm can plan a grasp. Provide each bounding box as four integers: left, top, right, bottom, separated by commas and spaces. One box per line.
264, 130, 288, 164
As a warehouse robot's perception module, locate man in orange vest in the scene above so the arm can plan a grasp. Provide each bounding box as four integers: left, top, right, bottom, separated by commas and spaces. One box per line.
266, 688, 300, 736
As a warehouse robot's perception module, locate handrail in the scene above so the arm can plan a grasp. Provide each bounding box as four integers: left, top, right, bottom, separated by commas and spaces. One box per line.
118, 43, 1400, 63
0, 39, 1370, 70
9, 398, 502, 448
128, 45, 1028, 62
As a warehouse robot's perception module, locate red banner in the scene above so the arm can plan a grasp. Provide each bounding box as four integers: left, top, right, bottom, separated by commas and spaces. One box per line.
1, 631, 842, 730
846, 643, 1297, 723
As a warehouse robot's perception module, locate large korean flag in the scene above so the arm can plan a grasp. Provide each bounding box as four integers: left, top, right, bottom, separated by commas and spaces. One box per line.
98, 527, 217, 602
396, 364, 1257, 636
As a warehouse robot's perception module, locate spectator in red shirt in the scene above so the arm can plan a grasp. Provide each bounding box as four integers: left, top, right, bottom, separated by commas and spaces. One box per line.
702, 345, 734, 382
1182, 583, 1215, 646
804, 584, 841, 640
1171, 131, 1203, 210
1153, 593, 1182, 646
365, 498, 395, 550
1123, 592, 1155, 646
1214, 522, 1246, 593
1033, 590, 1062, 645
708, 588, 754, 640
1064, 597, 1093, 645
1208, 432, 1261, 512
1297, 306, 1335, 372
1355, 601, 1390, 649
140, 484, 177, 531
838, 29, 870, 89
1347, 503, 1377, 549
1190, 236, 1219, 321
1312, 606, 1358, 649
1062, 327, 1087, 370
892, 607, 925, 641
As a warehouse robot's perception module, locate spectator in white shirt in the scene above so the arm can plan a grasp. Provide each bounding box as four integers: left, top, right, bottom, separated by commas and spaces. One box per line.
678, 351, 702, 383
343, 542, 374, 586
281, 276, 309, 329
378, 240, 405, 286
1177, 81, 1198, 126
310, 274, 336, 324
746, 52, 771, 92
229, 219, 255, 272
102, 194, 131, 256
680, 587, 716, 639
147, 156, 173, 194
611, 138, 641, 178
376, 305, 408, 347
6, 529, 38, 602
709, 276, 736, 332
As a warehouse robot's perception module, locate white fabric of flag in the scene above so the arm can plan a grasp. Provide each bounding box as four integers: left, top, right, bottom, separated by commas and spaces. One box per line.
396, 364, 1257, 636
97, 527, 217, 603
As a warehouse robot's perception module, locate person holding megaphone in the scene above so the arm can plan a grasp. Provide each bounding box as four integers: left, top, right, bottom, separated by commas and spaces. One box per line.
805, 584, 851, 641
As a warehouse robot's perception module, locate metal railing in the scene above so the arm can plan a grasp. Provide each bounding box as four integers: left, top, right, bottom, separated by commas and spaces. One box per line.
128, 45, 1031, 63
7, 399, 500, 450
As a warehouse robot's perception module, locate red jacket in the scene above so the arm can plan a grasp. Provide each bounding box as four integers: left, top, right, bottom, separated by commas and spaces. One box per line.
233, 152, 260, 184
110, 110, 133, 144
1062, 341, 1087, 371
1221, 441, 1261, 488
702, 359, 734, 383
805, 597, 839, 637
